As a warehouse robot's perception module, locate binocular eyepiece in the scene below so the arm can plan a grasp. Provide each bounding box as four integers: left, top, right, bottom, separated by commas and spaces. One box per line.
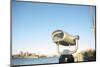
52, 30, 79, 46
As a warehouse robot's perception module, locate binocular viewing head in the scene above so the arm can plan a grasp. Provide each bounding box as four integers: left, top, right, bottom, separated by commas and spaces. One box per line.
52, 30, 79, 46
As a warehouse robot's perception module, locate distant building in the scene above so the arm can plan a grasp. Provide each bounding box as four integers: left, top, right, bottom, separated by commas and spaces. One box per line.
20, 51, 24, 57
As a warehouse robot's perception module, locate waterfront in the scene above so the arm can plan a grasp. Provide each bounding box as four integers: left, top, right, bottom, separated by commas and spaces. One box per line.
11, 49, 96, 66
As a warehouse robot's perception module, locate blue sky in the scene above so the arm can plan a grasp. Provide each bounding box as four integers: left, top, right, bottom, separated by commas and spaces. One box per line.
12, 1, 96, 55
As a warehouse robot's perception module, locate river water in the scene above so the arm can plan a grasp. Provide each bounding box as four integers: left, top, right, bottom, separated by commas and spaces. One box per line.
11, 57, 59, 66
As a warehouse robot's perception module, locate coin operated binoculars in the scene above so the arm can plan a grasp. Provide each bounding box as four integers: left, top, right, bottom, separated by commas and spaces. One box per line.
52, 30, 79, 63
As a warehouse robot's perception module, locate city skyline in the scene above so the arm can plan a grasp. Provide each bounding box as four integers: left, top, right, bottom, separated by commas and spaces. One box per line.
12, 1, 96, 55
